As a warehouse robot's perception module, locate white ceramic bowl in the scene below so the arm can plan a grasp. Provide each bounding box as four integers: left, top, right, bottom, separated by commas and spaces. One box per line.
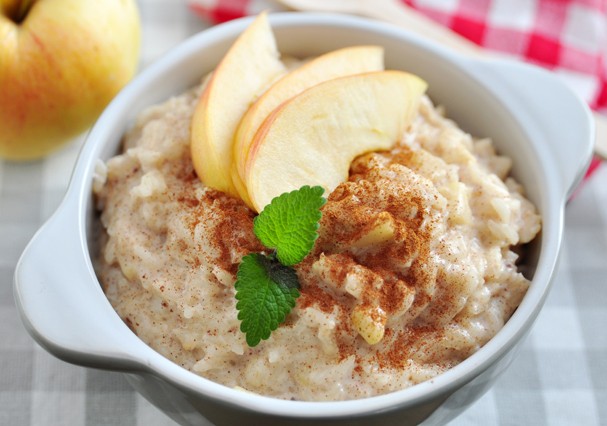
14, 13, 593, 426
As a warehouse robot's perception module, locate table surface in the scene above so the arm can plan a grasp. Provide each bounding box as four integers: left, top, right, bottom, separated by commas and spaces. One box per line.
1, 1, 606, 425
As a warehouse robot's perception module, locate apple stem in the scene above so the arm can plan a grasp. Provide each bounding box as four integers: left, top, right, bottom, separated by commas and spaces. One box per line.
15, 0, 36, 24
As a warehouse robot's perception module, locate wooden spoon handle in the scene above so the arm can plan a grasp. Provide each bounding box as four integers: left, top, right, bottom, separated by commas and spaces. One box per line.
356, 0, 483, 56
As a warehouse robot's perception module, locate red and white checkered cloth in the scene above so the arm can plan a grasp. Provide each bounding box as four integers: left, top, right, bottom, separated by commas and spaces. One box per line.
189, 0, 605, 175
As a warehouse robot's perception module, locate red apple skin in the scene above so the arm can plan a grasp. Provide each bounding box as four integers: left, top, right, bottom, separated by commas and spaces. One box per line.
0, 0, 141, 160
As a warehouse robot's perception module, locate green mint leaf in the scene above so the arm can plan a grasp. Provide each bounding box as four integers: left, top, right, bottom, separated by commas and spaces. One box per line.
253, 185, 326, 266
235, 253, 300, 347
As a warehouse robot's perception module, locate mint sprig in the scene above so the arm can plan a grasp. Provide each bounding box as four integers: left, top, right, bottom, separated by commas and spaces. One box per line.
235, 185, 326, 347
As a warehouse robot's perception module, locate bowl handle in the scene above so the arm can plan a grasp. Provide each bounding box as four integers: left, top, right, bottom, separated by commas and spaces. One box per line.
466, 58, 595, 198
14, 198, 144, 371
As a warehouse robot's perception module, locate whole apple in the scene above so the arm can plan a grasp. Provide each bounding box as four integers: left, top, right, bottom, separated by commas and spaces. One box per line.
0, 0, 140, 160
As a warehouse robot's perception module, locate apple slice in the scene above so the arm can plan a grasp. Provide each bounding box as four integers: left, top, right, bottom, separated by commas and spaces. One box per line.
245, 71, 427, 212
231, 45, 385, 204
190, 12, 286, 197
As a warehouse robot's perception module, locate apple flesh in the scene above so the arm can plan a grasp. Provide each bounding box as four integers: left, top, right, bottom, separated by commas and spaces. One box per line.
245, 71, 428, 212
231, 45, 384, 204
0, 0, 140, 160
190, 12, 286, 197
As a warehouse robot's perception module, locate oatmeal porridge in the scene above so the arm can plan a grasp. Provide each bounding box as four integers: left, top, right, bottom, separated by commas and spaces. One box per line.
94, 69, 540, 402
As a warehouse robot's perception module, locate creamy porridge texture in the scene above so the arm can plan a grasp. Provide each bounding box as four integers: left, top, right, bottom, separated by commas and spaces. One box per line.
94, 75, 541, 400
94, 15, 541, 399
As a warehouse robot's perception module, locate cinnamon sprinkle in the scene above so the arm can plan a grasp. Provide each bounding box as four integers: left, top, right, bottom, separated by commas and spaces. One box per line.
171, 145, 445, 371
294, 151, 445, 370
